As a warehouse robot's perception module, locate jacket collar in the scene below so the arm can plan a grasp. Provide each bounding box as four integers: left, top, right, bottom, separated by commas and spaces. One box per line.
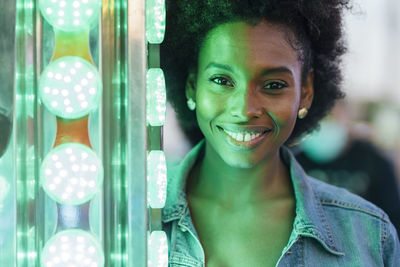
281, 146, 344, 256
162, 140, 344, 256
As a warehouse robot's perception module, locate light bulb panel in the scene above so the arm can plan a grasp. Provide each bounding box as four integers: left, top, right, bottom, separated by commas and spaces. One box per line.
148, 231, 168, 267
41, 229, 104, 267
40, 143, 103, 205
147, 150, 167, 209
146, 68, 166, 126
39, 56, 102, 119
39, 0, 101, 32
146, 0, 166, 44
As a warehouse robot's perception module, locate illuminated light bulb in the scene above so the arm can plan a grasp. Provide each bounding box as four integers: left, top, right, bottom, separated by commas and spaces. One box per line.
146, 0, 166, 44
148, 231, 168, 267
40, 143, 103, 205
39, 56, 102, 119
39, 0, 102, 31
147, 151, 167, 209
146, 68, 166, 126
41, 230, 104, 267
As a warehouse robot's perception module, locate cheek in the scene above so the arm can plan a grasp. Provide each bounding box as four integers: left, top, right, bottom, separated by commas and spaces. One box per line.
196, 89, 225, 122
266, 97, 299, 128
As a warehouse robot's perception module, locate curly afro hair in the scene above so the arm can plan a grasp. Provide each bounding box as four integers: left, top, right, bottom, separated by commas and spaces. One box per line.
161, 0, 351, 145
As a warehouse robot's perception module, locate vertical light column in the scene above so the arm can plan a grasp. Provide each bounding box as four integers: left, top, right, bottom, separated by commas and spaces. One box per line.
15, 0, 40, 265
101, 0, 130, 265
146, 0, 168, 266
37, 0, 104, 266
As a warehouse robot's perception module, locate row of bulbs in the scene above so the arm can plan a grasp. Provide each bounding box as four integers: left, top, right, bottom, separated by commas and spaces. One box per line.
38, 1, 104, 266
38, 0, 168, 266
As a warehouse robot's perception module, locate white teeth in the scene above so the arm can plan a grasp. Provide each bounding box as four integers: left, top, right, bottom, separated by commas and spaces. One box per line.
237, 132, 244, 142
244, 133, 251, 142
223, 129, 264, 142
232, 132, 238, 140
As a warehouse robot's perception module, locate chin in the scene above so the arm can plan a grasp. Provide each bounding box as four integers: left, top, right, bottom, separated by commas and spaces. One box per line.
222, 155, 262, 169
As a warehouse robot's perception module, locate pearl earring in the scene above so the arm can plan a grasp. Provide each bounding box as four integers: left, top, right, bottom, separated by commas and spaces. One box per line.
298, 108, 308, 119
187, 98, 196, 111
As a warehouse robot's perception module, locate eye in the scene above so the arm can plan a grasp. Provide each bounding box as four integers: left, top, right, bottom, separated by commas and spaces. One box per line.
263, 81, 288, 90
210, 76, 234, 87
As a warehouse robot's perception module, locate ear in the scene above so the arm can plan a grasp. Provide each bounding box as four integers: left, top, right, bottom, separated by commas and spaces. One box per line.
185, 70, 197, 101
300, 69, 314, 110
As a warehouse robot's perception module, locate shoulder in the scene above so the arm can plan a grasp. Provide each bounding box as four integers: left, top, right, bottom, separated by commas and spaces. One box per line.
308, 176, 390, 222
308, 177, 400, 264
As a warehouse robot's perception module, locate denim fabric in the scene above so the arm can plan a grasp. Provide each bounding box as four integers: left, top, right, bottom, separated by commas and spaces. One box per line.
162, 140, 400, 266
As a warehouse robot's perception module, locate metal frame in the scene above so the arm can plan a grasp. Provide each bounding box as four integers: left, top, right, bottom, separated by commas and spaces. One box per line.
127, 0, 148, 266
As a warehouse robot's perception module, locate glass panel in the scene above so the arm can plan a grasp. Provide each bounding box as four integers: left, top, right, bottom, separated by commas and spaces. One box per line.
0, 0, 15, 264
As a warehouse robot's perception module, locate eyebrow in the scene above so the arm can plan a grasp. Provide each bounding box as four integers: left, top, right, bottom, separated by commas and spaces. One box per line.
205, 62, 293, 76
260, 67, 293, 77
205, 62, 236, 73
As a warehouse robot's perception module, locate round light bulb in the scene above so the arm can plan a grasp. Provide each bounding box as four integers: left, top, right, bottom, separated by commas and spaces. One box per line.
41, 229, 104, 267
39, 56, 102, 119
39, 0, 101, 31
146, 68, 166, 126
147, 150, 167, 209
148, 231, 168, 267
40, 143, 103, 205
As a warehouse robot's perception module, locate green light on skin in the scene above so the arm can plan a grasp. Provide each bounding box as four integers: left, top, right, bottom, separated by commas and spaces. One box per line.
39, 56, 102, 119
146, 0, 166, 44
148, 231, 168, 267
147, 150, 167, 209
39, 0, 101, 32
41, 229, 104, 267
146, 68, 166, 126
40, 143, 103, 205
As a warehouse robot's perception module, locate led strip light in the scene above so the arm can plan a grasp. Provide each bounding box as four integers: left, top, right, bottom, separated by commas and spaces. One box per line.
146, 0, 168, 265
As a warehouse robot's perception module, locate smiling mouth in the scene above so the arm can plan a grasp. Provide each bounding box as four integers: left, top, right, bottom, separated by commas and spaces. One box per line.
217, 125, 272, 148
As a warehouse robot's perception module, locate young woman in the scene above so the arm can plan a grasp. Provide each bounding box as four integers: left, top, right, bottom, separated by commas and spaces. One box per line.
161, 1, 400, 266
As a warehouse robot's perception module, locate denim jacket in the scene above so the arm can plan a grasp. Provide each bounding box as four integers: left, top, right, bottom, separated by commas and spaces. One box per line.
162, 141, 400, 266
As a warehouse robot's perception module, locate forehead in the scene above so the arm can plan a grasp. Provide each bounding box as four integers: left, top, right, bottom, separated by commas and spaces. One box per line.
198, 21, 300, 71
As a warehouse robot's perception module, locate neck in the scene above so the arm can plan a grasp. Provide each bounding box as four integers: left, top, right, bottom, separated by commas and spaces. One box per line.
186, 142, 293, 208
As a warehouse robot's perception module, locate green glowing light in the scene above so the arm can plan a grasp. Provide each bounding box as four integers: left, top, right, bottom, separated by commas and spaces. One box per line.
40, 143, 103, 205
24, 0, 34, 35
147, 150, 167, 209
146, 0, 166, 44
39, 0, 101, 32
39, 56, 102, 119
146, 68, 166, 126
148, 231, 168, 267
41, 229, 104, 267
0, 176, 10, 211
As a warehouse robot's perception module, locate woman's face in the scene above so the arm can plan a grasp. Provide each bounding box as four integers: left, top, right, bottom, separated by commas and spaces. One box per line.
186, 21, 313, 168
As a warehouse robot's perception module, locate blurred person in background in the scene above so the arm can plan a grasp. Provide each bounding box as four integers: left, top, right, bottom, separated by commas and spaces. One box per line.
294, 100, 400, 236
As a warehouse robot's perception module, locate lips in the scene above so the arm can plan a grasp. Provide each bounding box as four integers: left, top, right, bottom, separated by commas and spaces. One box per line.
216, 124, 272, 148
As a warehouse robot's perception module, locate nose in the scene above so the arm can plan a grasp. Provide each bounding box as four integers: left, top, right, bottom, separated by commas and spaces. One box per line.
229, 86, 263, 120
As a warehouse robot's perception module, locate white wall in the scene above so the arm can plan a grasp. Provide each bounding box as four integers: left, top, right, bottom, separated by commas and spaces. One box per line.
343, 0, 400, 103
